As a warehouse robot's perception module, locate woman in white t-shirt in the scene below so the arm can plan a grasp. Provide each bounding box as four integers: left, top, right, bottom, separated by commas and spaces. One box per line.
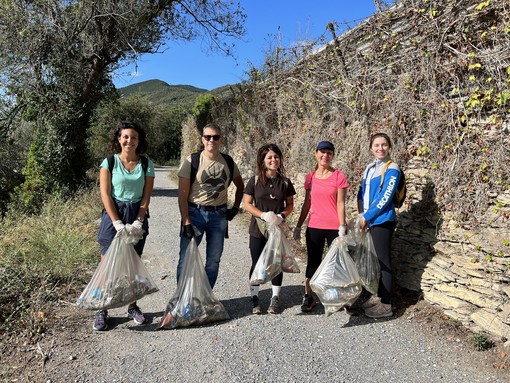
293, 141, 349, 312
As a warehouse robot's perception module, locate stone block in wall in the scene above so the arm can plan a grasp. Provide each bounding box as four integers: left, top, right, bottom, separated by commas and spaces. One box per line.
434, 283, 501, 308
432, 242, 456, 257
471, 309, 510, 339
449, 254, 488, 275
501, 303, 510, 325
466, 277, 505, 289
422, 262, 458, 283
502, 285, 510, 298
428, 254, 454, 269
496, 193, 510, 206
467, 284, 507, 301
424, 289, 475, 312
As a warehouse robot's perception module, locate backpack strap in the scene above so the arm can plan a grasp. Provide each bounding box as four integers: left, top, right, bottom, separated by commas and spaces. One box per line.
189, 151, 202, 186
378, 160, 393, 191
107, 155, 115, 173
140, 156, 148, 174
220, 153, 235, 187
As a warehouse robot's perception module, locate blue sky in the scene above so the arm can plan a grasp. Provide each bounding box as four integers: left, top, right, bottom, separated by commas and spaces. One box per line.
113, 1, 383, 90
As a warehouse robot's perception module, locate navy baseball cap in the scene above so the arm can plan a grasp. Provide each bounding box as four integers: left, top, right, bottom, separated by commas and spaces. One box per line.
316, 141, 335, 152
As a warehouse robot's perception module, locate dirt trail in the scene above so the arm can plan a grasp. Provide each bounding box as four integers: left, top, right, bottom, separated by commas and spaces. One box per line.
6, 167, 508, 383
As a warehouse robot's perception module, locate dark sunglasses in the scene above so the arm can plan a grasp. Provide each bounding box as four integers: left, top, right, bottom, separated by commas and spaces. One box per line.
203, 135, 221, 141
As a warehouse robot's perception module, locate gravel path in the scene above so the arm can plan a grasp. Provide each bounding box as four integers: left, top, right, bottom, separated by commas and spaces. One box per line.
40, 167, 507, 383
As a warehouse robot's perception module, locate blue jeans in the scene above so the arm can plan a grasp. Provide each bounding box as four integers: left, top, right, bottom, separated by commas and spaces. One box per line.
177, 204, 228, 289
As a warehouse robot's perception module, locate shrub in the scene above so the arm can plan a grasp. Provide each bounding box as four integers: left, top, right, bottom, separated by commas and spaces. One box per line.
0, 188, 101, 335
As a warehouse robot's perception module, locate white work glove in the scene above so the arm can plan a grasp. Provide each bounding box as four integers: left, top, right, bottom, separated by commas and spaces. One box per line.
129, 219, 144, 237
131, 219, 143, 231
338, 225, 348, 238
260, 211, 281, 225
293, 227, 302, 241
112, 220, 125, 233
125, 221, 144, 244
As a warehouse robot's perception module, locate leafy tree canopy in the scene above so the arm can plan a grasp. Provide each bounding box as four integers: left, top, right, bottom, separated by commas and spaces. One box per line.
0, 0, 245, 213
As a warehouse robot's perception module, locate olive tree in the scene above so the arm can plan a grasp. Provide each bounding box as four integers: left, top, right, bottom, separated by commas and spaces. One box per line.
0, 0, 245, 212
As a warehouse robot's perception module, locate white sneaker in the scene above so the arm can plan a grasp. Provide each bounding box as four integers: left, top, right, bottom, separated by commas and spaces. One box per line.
364, 302, 393, 318
361, 295, 381, 310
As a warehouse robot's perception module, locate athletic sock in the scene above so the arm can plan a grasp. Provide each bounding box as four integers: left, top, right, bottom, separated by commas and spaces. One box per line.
250, 285, 259, 297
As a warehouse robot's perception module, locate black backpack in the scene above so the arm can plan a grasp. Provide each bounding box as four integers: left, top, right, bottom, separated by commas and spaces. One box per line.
379, 160, 406, 208
189, 151, 234, 186
107, 155, 149, 175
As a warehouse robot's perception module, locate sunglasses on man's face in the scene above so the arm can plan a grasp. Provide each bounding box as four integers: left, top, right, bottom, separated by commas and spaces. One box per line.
203, 135, 221, 141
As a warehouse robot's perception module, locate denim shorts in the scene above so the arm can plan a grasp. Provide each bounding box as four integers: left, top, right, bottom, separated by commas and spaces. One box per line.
97, 199, 149, 256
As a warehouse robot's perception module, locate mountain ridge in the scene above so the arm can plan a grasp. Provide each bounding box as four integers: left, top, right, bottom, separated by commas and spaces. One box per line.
118, 79, 235, 109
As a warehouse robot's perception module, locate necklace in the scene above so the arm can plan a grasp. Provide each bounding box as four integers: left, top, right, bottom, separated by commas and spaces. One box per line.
267, 176, 276, 199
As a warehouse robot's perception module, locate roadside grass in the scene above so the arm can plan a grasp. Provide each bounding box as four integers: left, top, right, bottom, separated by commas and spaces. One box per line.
0, 188, 101, 337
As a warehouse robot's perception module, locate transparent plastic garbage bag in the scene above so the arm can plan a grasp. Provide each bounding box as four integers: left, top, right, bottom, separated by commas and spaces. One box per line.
160, 238, 229, 329
310, 237, 362, 316
350, 218, 380, 295
250, 224, 300, 285
76, 228, 159, 310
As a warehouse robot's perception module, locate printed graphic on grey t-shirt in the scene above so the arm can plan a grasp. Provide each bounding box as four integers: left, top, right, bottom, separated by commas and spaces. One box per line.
200, 163, 228, 200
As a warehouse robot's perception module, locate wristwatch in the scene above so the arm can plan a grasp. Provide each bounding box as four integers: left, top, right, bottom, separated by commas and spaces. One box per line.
136, 216, 145, 223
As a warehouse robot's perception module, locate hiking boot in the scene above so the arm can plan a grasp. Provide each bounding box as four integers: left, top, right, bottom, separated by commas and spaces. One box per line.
251, 295, 262, 315
301, 294, 316, 312
268, 296, 281, 314
364, 302, 393, 319
361, 295, 381, 310
127, 305, 146, 324
93, 310, 108, 331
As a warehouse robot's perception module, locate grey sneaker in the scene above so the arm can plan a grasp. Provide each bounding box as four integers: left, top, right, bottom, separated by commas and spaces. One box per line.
93, 310, 108, 331
268, 296, 281, 314
251, 295, 262, 315
361, 295, 381, 310
364, 302, 393, 318
301, 294, 316, 312
127, 305, 146, 324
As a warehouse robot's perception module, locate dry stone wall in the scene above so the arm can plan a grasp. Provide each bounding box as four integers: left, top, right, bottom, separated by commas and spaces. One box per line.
183, 0, 510, 339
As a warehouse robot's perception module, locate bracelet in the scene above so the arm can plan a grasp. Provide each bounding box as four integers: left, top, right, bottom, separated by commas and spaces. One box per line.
136, 216, 145, 223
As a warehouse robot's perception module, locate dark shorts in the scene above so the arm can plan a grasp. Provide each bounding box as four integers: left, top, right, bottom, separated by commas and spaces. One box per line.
97, 199, 149, 256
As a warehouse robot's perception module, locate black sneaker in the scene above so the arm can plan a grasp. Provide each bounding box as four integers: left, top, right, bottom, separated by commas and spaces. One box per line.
127, 305, 146, 324
268, 296, 281, 314
251, 295, 262, 315
301, 294, 316, 312
93, 310, 108, 331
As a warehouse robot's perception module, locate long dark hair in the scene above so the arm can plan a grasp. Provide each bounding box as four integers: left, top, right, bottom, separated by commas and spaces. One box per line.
256, 143, 286, 184
110, 121, 149, 155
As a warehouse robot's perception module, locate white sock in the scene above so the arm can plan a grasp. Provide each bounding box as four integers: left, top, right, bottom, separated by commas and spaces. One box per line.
250, 285, 259, 297
271, 285, 281, 297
